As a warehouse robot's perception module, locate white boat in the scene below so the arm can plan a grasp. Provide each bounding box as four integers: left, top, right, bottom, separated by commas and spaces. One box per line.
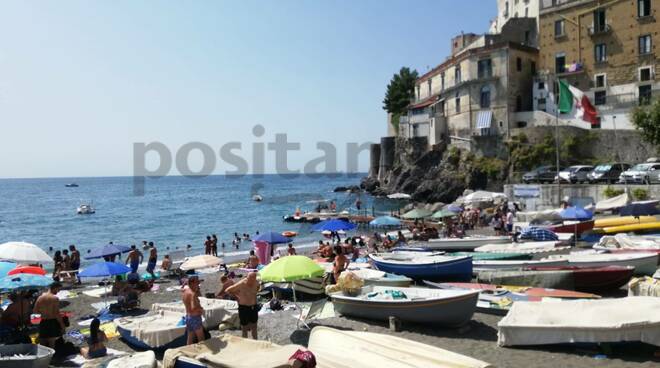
498, 297, 660, 347
546, 252, 659, 275
475, 241, 571, 259
76, 202, 95, 214
252, 194, 263, 202
473, 258, 569, 272
593, 233, 660, 251
422, 236, 511, 251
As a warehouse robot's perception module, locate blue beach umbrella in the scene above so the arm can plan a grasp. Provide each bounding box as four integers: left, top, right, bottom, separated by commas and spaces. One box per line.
369, 216, 401, 227
0, 261, 17, 277
560, 206, 593, 221
79, 262, 131, 278
0, 274, 52, 292
446, 204, 464, 213
86, 244, 132, 260
311, 219, 357, 232
253, 231, 291, 244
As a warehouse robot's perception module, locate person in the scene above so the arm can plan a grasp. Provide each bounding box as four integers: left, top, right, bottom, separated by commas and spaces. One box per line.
247, 250, 260, 269
52, 250, 63, 280
226, 272, 260, 339
287, 243, 296, 256
204, 236, 212, 255
125, 245, 143, 274
34, 282, 65, 348
62, 249, 71, 271
506, 210, 515, 234
69, 245, 80, 271
332, 246, 349, 284
161, 255, 172, 271
182, 275, 205, 345
355, 198, 362, 211
111, 275, 128, 296
146, 243, 158, 279
211, 234, 218, 257
216, 273, 235, 299
142, 240, 149, 250
221, 242, 226, 249
80, 318, 107, 359
1, 292, 31, 329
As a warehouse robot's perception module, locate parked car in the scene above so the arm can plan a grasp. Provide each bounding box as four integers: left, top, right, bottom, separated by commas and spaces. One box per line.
619, 163, 660, 184
523, 165, 558, 184
587, 163, 631, 184
555, 165, 594, 184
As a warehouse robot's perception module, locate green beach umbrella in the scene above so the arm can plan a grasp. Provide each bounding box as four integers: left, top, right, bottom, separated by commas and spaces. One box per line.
402, 208, 433, 219
432, 209, 457, 219
259, 255, 324, 282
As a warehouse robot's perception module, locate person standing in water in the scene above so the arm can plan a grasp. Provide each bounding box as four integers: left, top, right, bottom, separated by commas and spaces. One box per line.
125, 245, 143, 274
182, 275, 205, 345
211, 234, 218, 256
227, 272, 260, 339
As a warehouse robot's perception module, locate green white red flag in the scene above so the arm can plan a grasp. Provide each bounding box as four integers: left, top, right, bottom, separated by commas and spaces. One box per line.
558, 80, 598, 124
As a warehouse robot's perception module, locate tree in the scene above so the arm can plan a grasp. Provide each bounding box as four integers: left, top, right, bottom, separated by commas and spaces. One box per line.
382, 67, 418, 116
631, 99, 660, 147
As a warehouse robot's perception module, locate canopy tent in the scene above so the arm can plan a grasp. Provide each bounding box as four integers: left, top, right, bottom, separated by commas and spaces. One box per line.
432, 209, 457, 219
8, 266, 46, 276
0, 261, 17, 277
460, 191, 507, 203
0, 242, 52, 264
0, 274, 52, 293
79, 262, 131, 278
401, 208, 433, 219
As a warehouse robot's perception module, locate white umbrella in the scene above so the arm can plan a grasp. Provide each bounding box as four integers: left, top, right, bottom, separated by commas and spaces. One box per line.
387, 193, 411, 199
180, 255, 223, 271
0, 242, 52, 264
461, 191, 507, 203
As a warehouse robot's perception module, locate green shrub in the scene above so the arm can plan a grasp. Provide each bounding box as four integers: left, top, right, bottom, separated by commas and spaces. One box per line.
474, 156, 506, 180
632, 188, 649, 201
603, 186, 625, 198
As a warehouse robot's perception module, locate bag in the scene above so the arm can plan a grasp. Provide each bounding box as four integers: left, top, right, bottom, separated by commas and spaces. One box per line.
269, 298, 283, 311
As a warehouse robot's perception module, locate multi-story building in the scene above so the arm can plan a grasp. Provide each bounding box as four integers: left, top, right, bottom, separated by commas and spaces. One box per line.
535, 0, 660, 129
490, 0, 540, 36
399, 19, 538, 147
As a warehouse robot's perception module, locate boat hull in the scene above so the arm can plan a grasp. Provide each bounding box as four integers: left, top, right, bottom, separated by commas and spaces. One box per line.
561, 253, 659, 275
423, 236, 511, 251
549, 220, 594, 235
363, 274, 413, 287
473, 259, 569, 271
369, 255, 473, 281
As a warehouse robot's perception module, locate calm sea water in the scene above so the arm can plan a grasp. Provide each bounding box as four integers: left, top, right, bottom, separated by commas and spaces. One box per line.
0, 174, 393, 266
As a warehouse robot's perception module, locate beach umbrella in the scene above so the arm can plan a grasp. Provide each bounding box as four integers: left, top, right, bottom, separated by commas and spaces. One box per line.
560, 206, 593, 221
446, 204, 464, 213
432, 209, 457, 219
86, 243, 132, 260
369, 216, 401, 227
180, 255, 223, 271
79, 262, 131, 278
0, 261, 17, 277
401, 208, 433, 219
387, 193, 411, 200
0, 242, 52, 264
0, 274, 52, 293
8, 265, 46, 276
311, 219, 356, 232
253, 231, 291, 244
619, 201, 660, 218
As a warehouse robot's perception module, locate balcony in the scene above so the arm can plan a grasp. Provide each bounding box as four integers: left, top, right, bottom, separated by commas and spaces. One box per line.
409, 113, 432, 124
588, 24, 611, 36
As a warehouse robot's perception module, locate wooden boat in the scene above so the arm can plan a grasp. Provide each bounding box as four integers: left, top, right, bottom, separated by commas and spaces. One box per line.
594, 216, 656, 229
549, 220, 594, 235
593, 234, 660, 258
602, 221, 660, 234
547, 252, 659, 275
422, 236, 511, 251
474, 241, 571, 259
472, 258, 568, 271
497, 297, 660, 347
329, 285, 479, 326
368, 253, 472, 281
429, 282, 600, 299
350, 268, 413, 287
476, 266, 634, 292
446, 252, 531, 261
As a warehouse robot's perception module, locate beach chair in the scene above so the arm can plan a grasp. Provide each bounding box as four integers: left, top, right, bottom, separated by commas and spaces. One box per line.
58, 269, 80, 285
297, 298, 327, 330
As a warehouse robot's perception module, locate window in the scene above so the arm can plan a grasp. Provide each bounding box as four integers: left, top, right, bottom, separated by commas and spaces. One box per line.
455, 65, 462, 84
516, 57, 522, 71
427, 80, 432, 96
455, 92, 461, 113
640, 67, 652, 81
515, 95, 523, 112
593, 9, 607, 33
478, 59, 492, 78
595, 74, 606, 88
639, 35, 652, 54
504, 1, 509, 17
555, 53, 566, 73
554, 20, 565, 37
638, 0, 651, 17
595, 43, 607, 63
639, 85, 652, 105
538, 81, 545, 90
531, 61, 536, 75
480, 86, 491, 108
594, 91, 607, 105
440, 72, 445, 90
538, 97, 547, 110
525, 7, 529, 17
416, 85, 420, 100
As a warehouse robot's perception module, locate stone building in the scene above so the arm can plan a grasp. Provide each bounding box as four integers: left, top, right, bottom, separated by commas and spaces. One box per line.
535, 0, 660, 129
490, 0, 540, 36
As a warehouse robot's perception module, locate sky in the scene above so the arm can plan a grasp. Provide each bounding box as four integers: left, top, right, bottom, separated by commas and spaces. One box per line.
0, 0, 496, 178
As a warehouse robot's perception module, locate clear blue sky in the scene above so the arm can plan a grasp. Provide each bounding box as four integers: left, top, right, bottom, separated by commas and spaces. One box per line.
0, 0, 495, 178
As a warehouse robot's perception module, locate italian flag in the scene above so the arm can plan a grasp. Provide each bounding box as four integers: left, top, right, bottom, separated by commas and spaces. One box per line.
558, 80, 598, 124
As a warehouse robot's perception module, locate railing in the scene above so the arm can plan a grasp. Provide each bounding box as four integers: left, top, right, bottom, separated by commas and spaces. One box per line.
540, 0, 579, 10
409, 113, 431, 124
588, 24, 611, 36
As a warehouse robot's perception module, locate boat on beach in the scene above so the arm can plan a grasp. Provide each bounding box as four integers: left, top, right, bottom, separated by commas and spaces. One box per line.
422, 236, 511, 251
0, 343, 55, 368
329, 285, 479, 326
369, 253, 473, 281
593, 233, 660, 256
546, 251, 659, 275
350, 268, 413, 287
474, 241, 571, 259
472, 258, 569, 271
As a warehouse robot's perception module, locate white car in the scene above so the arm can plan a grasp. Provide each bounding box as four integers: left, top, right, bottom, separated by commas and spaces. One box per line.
619, 163, 660, 184
555, 165, 594, 184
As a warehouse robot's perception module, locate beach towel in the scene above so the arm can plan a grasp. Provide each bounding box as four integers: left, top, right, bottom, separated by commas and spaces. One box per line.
61, 347, 128, 367
107, 351, 156, 368
82, 287, 112, 298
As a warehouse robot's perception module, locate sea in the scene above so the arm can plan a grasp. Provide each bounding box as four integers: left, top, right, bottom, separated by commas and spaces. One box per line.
0, 174, 397, 267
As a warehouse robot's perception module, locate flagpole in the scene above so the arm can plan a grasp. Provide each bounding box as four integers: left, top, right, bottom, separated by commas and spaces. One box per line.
555, 77, 561, 208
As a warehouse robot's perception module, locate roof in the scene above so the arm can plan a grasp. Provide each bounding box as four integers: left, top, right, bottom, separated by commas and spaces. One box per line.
409, 96, 438, 109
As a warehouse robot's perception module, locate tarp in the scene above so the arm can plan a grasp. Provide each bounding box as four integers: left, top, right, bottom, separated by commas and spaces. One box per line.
308, 326, 493, 368
151, 297, 238, 329
595, 193, 631, 212
498, 297, 660, 347
628, 277, 660, 297
594, 234, 660, 250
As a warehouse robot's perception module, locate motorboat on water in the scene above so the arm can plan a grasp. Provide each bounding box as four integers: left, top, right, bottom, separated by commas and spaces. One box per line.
76, 202, 95, 215
252, 194, 263, 202
65, 183, 79, 187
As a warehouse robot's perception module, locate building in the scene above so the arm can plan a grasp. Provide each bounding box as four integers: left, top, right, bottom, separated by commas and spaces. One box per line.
490, 0, 540, 35
535, 0, 660, 129
399, 19, 538, 148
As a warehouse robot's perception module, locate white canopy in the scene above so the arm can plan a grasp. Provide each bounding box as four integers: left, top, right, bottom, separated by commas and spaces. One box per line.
0, 241, 52, 264
457, 191, 507, 204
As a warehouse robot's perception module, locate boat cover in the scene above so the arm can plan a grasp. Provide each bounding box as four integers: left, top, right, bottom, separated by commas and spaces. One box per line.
498, 297, 660, 347
308, 326, 493, 368
595, 193, 631, 212
475, 241, 562, 254
595, 234, 660, 250
114, 310, 189, 348
628, 277, 660, 297
106, 351, 156, 368
162, 335, 300, 368
151, 297, 238, 329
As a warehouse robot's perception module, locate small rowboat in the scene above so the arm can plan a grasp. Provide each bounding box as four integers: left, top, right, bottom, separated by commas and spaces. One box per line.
281, 231, 298, 238
423, 236, 511, 251
330, 285, 479, 326
547, 252, 659, 275
472, 258, 568, 272
368, 253, 472, 281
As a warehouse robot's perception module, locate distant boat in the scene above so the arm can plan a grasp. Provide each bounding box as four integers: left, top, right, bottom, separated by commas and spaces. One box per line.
77, 202, 95, 215
65, 183, 79, 187
252, 194, 263, 202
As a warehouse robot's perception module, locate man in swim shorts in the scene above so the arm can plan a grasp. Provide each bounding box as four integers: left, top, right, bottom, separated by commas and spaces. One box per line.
227, 272, 260, 339
183, 275, 205, 345
125, 245, 143, 273
34, 282, 65, 348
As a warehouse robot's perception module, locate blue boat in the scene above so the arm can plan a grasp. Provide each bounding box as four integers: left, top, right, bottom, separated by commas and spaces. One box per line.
368, 253, 472, 281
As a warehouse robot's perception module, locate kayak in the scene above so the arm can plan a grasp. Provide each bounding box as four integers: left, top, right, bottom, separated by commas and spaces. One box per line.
601, 221, 660, 234
594, 216, 656, 229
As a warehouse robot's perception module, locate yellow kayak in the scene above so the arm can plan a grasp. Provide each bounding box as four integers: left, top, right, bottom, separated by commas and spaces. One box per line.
594, 216, 656, 229
602, 221, 660, 234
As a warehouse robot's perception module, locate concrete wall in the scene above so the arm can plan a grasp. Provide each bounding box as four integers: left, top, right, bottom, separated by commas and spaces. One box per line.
504, 183, 660, 211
